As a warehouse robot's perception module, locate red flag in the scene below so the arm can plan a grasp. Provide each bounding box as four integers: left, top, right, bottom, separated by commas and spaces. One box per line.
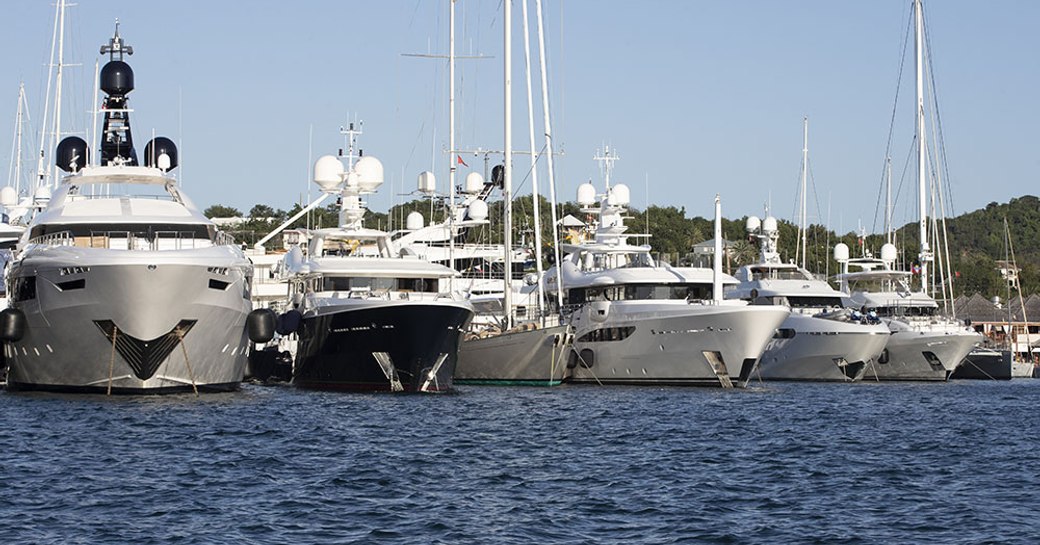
456, 155, 468, 167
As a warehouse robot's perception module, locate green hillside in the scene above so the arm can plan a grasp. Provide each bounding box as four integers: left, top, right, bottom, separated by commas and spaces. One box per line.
208, 195, 1038, 298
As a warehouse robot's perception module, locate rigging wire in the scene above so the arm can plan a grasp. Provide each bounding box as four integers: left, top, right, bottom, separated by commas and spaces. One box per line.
872, 3, 915, 237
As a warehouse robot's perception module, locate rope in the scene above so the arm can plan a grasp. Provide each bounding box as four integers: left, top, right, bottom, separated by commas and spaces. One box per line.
175, 327, 199, 397
106, 326, 118, 395
574, 349, 603, 386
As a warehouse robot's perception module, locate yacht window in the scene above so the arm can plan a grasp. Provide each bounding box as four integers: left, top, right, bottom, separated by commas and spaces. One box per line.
787, 296, 843, 309
876, 305, 937, 317
750, 267, 811, 281
623, 283, 712, 301
578, 326, 636, 343
320, 276, 439, 293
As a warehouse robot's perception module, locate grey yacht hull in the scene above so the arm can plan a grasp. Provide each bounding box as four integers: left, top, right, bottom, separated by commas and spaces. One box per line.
5, 248, 252, 394
457, 324, 571, 386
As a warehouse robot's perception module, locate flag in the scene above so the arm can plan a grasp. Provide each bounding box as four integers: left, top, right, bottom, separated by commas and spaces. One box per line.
456, 155, 468, 167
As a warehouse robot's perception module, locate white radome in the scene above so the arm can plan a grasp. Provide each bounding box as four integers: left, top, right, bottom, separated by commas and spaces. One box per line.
314, 155, 345, 191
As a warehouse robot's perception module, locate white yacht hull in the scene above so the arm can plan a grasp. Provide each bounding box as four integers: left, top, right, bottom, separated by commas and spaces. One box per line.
565, 302, 789, 387
864, 322, 979, 381
5, 247, 252, 393
757, 313, 889, 382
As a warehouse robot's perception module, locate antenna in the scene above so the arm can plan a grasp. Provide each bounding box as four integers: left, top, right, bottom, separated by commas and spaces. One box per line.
593, 146, 619, 188
338, 119, 363, 170
100, 19, 133, 61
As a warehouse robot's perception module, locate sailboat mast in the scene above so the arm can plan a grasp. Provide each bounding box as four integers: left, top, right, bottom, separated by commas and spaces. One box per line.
800, 116, 808, 270
36, 0, 62, 190
11, 84, 27, 196
521, 0, 546, 319
915, 0, 930, 295
448, 0, 456, 282
50, 0, 68, 189
503, 0, 513, 330
534, 0, 564, 311
885, 156, 892, 245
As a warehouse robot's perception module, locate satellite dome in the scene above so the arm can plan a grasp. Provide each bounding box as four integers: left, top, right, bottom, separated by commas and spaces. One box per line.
0, 187, 16, 207
762, 216, 778, 233
834, 242, 850, 262
33, 185, 51, 205
464, 172, 484, 194
880, 243, 897, 263
609, 183, 631, 206
56, 136, 90, 173
576, 183, 596, 206
313, 155, 345, 191
143, 137, 178, 171
467, 199, 489, 221
354, 156, 383, 192
406, 211, 425, 230
100, 60, 134, 96
418, 171, 436, 194
746, 216, 761, 233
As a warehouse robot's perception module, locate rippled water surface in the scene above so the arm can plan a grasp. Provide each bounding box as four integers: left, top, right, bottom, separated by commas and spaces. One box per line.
1, 379, 1038, 544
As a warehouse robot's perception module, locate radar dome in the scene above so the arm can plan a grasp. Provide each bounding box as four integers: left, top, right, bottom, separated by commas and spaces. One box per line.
33, 185, 51, 205
609, 183, 631, 206
880, 243, 897, 263
576, 182, 596, 206
834, 242, 850, 262
353, 156, 384, 192
746, 216, 761, 232
0, 187, 16, 207
762, 216, 778, 233
467, 199, 489, 221
464, 172, 484, 194
56, 136, 90, 173
418, 171, 436, 194
143, 137, 178, 171
313, 155, 345, 191
100, 60, 134, 96
406, 211, 425, 230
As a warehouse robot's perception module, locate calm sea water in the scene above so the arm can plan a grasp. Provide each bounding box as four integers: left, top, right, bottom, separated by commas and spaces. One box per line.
1, 379, 1037, 545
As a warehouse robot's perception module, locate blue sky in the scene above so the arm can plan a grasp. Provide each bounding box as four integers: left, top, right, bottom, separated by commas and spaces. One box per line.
0, 1, 1036, 235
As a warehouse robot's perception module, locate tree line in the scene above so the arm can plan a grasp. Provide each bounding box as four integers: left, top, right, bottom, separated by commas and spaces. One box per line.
204, 194, 1040, 298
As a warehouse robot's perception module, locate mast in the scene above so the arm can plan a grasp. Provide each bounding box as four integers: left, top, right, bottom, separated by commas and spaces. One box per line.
50, 0, 69, 187
36, 0, 62, 190
713, 194, 723, 303
8, 84, 28, 196
535, 0, 564, 311
799, 115, 808, 269
90, 60, 99, 167
521, 0, 545, 319
503, 0, 513, 330
915, 0, 931, 295
885, 155, 892, 245
448, 0, 456, 283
